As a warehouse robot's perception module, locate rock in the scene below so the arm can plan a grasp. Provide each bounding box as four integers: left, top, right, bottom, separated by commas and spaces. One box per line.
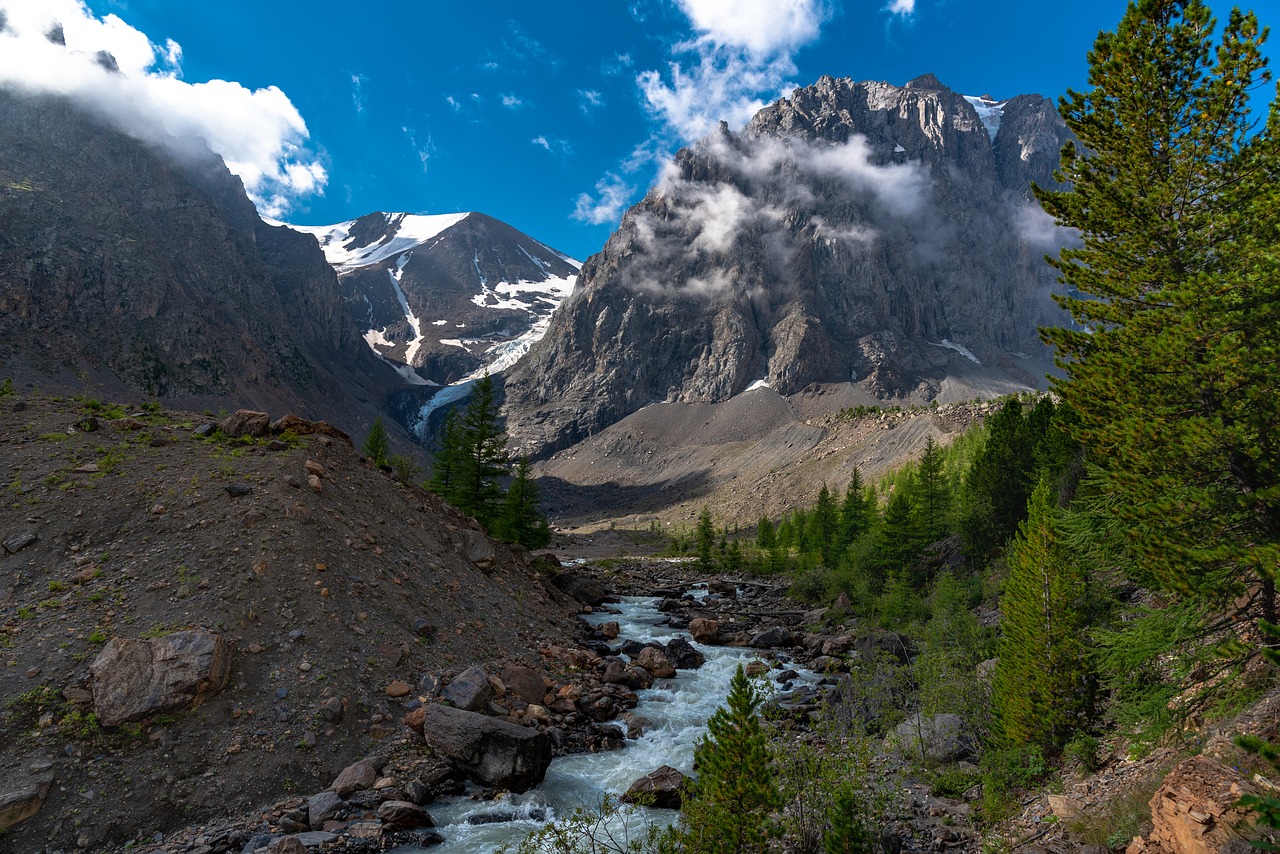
386, 680, 412, 698
1141, 756, 1260, 854
707, 579, 736, 597
330, 758, 380, 797
220, 409, 271, 438
267, 838, 306, 854
224, 483, 252, 497
0, 770, 54, 830
621, 765, 687, 810
664, 638, 706, 669
319, 696, 344, 722
893, 714, 972, 763
603, 659, 654, 690
634, 647, 676, 679
307, 474, 323, 493
377, 800, 434, 831
598, 621, 620, 640
500, 665, 548, 705
307, 791, 344, 829
2, 532, 37, 555
689, 618, 719, 644
192, 422, 216, 437
286, 832, 337, 848
442, 665, 495, 713
550, 573, 613, 606
1047, 794, 1085, 823
455, 529, 496, 570
854, 631, 914, 666
422, 704, 552, 793
403, 706, 427, 734
750, 626, 794, 649
89, 629, 232, 726
744, 661, 769, 678
304, 460, 326, 477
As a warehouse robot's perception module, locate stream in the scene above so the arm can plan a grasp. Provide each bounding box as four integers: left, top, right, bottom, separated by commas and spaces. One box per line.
395, 592, 805, 852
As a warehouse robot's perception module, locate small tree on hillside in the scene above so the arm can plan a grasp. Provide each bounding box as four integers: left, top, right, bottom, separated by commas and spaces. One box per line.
362, 417, 390, 467
678, 664, 783, 852
496, 457, 552, 549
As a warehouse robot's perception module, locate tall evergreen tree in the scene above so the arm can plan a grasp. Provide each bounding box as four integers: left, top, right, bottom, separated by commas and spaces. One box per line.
958, 398, 1034, 563
808, 483, 840, 567
756, 516, 777, 550
430, 375, 511, 527
992, 479, 1092, 751
679, 665, 783, 852
912, 436, 951, 544
428, 409, 463, 496
1036, 0, 1280, 625
696, 506, 717, 571
495, 457, 551, 549
838, 468, 874, 549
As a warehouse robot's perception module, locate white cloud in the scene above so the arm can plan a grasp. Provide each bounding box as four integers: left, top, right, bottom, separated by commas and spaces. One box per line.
351, 73, 366, 114
572, 173, 636, 225
403, 127, 434, 173
675, 0, 829, 57
0, 0, 326, 219
637, 0, 829, 144
885, 0, 916, 16
501, 92, 525, 109
531, 134, 572, 157
577, 89, 604, 114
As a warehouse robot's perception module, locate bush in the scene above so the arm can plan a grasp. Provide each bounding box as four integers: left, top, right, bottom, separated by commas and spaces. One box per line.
979, 745, 1047, 822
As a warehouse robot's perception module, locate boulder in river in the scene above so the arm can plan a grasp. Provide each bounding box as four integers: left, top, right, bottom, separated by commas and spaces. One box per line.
664, 637, 706, 669
689, 618, 719, 644
622, 765, 688, 809
634, 646, 676, 679
423, 704, 552, 792
750, 626, 794, 649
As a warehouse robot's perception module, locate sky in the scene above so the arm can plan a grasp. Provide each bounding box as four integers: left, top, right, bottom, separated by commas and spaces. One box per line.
1, 0, 1276, 262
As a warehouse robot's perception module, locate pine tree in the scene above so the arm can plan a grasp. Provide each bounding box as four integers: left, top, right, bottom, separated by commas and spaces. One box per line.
1035, 0, 1280, 625
756, 516, 776, 550
958, 398, 1034, 563
992, 479, 1092, 752
912, 436, 950, 544
679, 664, 783, 852
838, 468, 874, 550
696, 507, 716, 571
495, 457, 551, 549
808, 483, 840, 567
362, 417, 390, 467
439, 374, 510, 527
428, 409, 463, 496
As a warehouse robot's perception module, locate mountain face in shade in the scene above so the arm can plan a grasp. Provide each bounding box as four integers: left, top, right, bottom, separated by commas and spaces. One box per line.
287, 212, 580, 388
0, 88, 401, 426
503, 74, 1074, 458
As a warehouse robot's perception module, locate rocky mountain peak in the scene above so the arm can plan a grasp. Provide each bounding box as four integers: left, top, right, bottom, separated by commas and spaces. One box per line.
504, 74, 1074, 459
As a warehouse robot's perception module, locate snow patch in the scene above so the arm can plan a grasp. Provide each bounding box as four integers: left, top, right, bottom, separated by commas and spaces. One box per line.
962, 95, 1006, 141
930, 339, 982, 365
893, 144, 906, 153
745, 379, 772, 391
287, 212, 471, 271
470, 272, 578, 313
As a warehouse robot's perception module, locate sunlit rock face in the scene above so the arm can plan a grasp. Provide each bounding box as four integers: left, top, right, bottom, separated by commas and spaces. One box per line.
504, 74, 1074, 458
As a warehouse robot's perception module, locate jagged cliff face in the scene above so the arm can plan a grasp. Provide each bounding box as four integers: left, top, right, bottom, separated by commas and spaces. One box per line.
0, 89, 399, 424
289, 212, 579, 387
504, 74, 1073, 457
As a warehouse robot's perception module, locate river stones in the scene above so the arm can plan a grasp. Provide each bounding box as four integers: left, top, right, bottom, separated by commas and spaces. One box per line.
622, 766, 688, 809
422, 705, 552, 792
689, 618, 719, 644
634, 647, 676, 679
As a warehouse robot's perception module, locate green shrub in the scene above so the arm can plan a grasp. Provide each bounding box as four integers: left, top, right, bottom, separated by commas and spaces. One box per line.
930, 767, 982, 799
979, 745, 1047, 822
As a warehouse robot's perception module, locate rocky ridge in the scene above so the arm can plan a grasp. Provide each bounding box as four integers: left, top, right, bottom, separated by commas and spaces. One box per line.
504, 73, 1074, 459
0, 87, 403, 436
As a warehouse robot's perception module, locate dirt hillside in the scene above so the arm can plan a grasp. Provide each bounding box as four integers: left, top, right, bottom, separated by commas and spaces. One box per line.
0, 391, 578, 852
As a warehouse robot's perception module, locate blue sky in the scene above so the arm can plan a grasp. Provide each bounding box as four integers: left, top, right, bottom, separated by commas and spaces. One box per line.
2, 1, 1276, 261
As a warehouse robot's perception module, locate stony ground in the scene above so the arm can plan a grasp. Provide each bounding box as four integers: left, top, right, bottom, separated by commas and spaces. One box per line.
0, 393, 581, 852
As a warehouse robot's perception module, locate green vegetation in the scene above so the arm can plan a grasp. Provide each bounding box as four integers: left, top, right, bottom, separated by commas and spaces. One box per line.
361, 416, 391, 467
429, 374, 552, 549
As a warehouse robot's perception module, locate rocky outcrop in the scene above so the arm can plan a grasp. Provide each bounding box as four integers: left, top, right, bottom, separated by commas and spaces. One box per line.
0, 767, 54, 831
88, 629, 232, 726
0, 88, 400, 427
422, 704, 552, 792
893, 713, 973, 763
1127, 756, 1260, 854
505, 74, 1072, 457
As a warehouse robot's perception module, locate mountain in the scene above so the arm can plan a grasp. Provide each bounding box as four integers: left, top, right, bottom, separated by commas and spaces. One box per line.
504, 74, 1074, 459
286, 212, 580, 389
0, 88, 403, 429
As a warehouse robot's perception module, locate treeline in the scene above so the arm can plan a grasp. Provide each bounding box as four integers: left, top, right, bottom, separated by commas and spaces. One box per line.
361, 375, 551, 550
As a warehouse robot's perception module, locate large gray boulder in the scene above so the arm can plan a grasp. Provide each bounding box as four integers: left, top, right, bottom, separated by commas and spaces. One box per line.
89, 629, 232, 726
550, 573, 613, 606
423, 705, 552, 792
621, 766, 687, 810
893, 713, 972, 763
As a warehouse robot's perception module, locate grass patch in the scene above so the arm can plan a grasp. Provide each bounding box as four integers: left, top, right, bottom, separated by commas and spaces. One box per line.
38, 432, 69, 442
1067, 770, 1163, 846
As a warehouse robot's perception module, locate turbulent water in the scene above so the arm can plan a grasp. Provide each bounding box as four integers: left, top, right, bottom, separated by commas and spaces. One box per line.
397, 594, 794, 852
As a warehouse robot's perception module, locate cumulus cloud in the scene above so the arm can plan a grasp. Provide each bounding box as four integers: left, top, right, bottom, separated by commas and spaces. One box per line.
885, 0, 916, 17
675, 0, 829, 57
573, 173, 636, 225
0, 0, 327, 219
